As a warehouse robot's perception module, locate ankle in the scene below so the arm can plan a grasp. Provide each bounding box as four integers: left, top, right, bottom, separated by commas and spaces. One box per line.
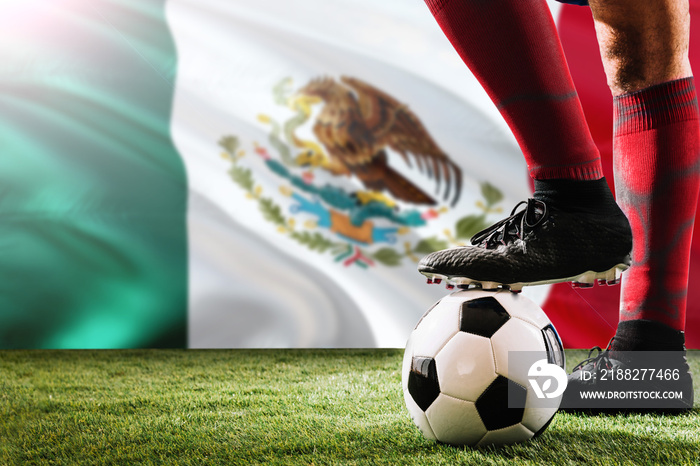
610, 319, 686, 353
533, 177, 621, 215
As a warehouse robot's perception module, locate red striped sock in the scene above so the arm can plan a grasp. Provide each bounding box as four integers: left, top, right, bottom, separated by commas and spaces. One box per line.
424, 0, 602, 180
614, 77, 700, 331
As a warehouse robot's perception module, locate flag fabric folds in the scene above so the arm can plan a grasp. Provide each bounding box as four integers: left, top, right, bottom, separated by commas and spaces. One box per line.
2, 0, 699, 349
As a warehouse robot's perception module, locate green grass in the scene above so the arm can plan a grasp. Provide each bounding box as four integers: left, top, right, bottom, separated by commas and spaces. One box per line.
0, 349, 698, 465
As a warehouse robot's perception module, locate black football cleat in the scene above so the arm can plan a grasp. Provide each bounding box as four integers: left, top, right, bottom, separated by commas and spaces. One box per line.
559, 340, 694, 414
418, 197, 632, 291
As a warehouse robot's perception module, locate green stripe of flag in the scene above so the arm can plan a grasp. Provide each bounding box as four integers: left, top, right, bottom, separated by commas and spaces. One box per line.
0, 0, 187, 348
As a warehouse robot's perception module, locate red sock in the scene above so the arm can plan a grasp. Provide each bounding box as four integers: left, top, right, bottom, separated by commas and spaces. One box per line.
614, 77, 700, 331
424, 0, 602, 180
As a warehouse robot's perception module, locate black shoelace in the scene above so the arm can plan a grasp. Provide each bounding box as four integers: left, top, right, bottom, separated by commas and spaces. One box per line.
572, 338, 616, 373
470, 199, 548, 248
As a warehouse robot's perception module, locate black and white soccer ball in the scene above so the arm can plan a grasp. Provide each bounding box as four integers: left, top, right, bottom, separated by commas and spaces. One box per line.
402, 289, 566, 447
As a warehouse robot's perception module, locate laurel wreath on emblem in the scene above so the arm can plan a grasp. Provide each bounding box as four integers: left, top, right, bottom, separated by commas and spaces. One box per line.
219, 77, 504, 267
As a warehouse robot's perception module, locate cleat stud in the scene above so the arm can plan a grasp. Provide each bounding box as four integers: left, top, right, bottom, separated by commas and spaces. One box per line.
578, 273, 596, 284
606, 278, 621, 286
446, 284, 455, 290
426, 278, 433, 285
434, 278, 442, 285
596, 279, 606, 286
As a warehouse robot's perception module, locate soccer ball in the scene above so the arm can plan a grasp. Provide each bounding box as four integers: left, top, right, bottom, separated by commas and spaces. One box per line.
402, 289, 566, 447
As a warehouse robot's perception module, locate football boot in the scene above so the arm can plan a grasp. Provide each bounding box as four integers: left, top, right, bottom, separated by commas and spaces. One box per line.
419, 197, 632, 292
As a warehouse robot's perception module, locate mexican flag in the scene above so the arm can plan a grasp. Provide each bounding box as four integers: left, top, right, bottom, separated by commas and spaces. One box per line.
3, 0, 699, 349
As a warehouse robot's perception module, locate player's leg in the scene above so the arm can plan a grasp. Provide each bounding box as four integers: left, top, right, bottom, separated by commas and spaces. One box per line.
593, 0, 697, 352
419, 0, 632, 290
595, 0, 697, 344
589, 0, 692, 95
564, 0, 697, 412
424, 0, 601, 181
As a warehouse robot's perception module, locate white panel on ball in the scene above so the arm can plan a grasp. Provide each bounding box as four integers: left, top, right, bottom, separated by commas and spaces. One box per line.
409, 298, 460, 358
403, 388, 437, 441
449, 289, 504, 302
425, 393, 487, 446
401, 334, 415, 390
435, 332, 497, 402
475, 423, 534, 447
493, 291, 552, 329
521, 400, 558, 434
491, 318, 547, 386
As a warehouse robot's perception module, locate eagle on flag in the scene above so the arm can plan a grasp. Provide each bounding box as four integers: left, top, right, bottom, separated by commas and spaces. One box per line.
294, 76, 462, 206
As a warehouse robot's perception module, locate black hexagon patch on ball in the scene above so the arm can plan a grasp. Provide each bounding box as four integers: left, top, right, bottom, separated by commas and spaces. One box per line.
475, 375, 527, 431
407, 356, 440, 412
460, 296, 511, 338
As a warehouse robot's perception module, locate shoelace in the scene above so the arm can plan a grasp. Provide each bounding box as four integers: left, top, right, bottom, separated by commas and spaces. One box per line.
470, 198, 548, 248
572, 337, 616, 373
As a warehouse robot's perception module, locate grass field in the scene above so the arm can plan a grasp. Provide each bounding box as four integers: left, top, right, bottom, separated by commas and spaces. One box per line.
0, 349, 698, 465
